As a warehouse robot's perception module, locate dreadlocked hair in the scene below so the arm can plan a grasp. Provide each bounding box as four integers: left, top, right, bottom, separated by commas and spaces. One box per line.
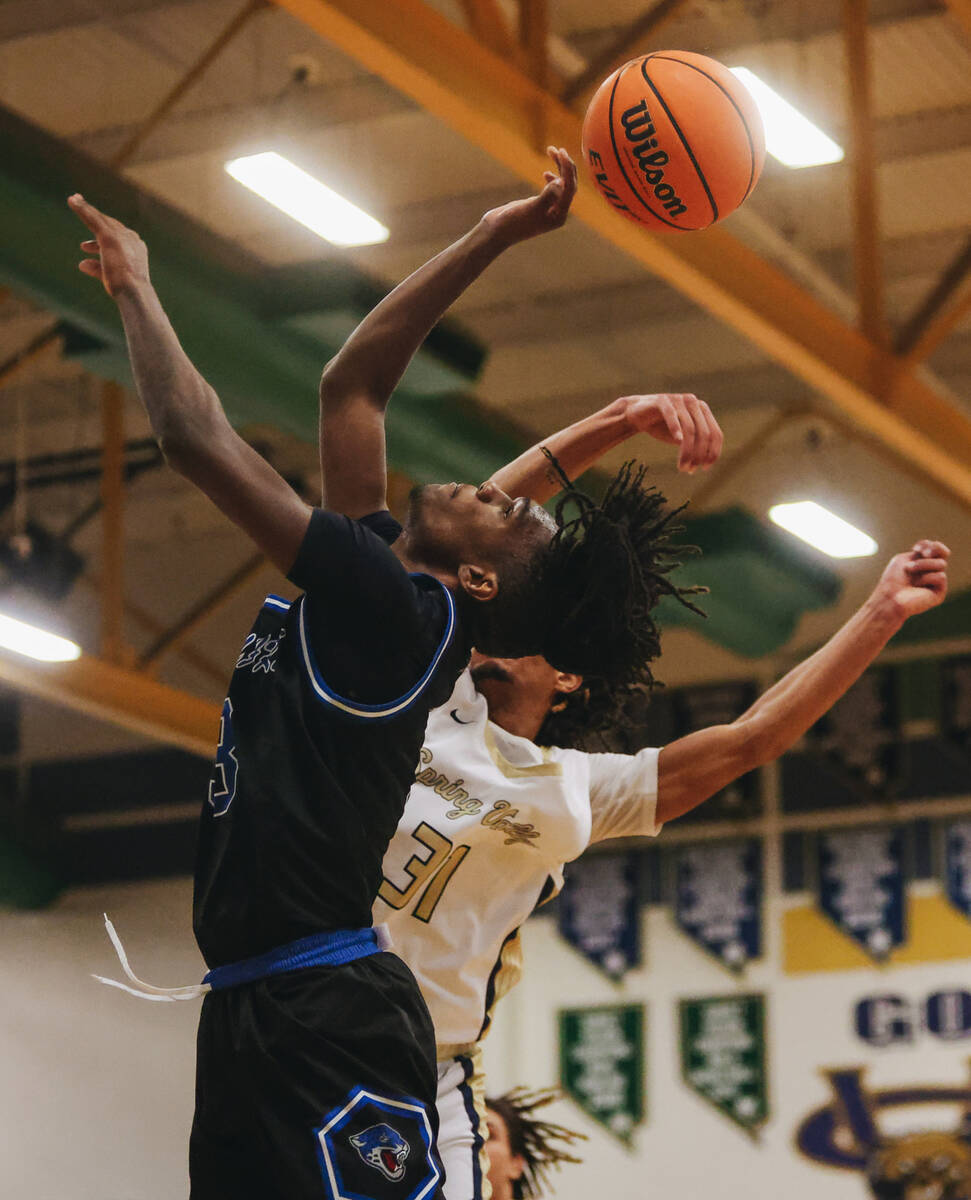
537, 450, 706, 688
487, 1088, 586, 1199
536, 674, 634, 748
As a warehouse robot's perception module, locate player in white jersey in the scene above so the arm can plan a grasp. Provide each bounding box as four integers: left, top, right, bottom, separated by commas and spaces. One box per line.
377, 516, 950, 1199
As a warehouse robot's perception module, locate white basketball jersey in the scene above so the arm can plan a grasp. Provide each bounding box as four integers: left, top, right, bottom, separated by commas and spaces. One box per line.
374, 669, 661, 1049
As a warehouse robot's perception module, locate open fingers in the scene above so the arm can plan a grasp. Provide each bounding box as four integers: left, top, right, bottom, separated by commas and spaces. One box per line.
67, 193, 108, 234
78, 258, 104, 281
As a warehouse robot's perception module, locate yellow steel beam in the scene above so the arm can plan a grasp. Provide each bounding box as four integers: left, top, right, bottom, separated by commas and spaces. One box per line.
519, 0, 549, 148
100, 381, 127, 664
843, 0, 886, 348
270, 0, 971, 508
456, 0, 520, 63
0, 650, 220, 757
942, 0, 971, 40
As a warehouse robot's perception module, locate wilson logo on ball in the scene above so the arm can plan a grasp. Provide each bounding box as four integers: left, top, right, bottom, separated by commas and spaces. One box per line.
620, 99, 687, 218
581, 51, 766, 233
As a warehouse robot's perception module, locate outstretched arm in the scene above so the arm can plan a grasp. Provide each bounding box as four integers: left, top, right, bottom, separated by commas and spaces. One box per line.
318, 148, 578, 519
656, 540, 951, 824
68, 194, 310, 574
491, 393, 724, 505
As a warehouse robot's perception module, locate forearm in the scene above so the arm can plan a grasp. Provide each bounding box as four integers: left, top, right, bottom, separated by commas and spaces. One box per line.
739, 592, 904, 763
319, 220, 510, 410
116, 283, 228, 465
490, 398, 635, 502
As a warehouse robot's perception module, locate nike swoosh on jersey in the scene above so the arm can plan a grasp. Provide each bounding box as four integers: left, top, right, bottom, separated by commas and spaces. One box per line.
450, 709, 474, 725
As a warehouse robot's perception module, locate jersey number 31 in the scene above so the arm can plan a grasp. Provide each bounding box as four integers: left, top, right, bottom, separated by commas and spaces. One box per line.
378, 822, 470, 923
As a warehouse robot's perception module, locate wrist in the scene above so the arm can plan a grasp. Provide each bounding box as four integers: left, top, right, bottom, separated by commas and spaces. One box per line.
862, 588, 907, 635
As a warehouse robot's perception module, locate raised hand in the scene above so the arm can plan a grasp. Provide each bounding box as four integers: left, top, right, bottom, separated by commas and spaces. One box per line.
480, 146, 577, 247
875, 539, 950, 619
67, 194, 151, 298
622, 393, 723, 473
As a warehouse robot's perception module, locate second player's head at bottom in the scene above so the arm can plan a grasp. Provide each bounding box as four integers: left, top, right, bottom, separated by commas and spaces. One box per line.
485, 1088, 586, 1200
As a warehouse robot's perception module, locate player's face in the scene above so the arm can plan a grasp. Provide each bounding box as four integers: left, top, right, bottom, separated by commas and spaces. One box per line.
471, 651, 561, 706
471, 651, 583, 713
485, 1107, 524, 1200
406, 481, 555, 569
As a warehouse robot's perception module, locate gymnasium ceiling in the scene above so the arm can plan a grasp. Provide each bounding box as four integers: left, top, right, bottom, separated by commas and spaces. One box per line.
0, 0, 968, 749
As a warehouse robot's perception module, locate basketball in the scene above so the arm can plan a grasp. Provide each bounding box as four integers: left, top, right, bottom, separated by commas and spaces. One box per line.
581, 51, 766, 233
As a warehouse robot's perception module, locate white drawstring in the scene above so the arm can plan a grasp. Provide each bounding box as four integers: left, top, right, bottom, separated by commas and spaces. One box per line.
92, 914, 210, 1003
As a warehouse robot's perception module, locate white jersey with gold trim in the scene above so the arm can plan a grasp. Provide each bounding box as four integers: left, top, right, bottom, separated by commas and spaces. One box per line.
374, 669, 661, 1049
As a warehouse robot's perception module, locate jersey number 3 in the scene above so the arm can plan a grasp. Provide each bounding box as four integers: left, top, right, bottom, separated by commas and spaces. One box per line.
378, 822, 470, 923
208, 698, 239, 818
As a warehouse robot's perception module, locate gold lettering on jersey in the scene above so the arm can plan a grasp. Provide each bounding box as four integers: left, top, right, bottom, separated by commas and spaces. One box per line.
414, 747, 484, 818
414, 749, 541, 847
481, 801, 540, 849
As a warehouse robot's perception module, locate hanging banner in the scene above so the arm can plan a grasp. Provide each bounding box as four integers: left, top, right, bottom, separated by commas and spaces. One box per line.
809, 668, 900, 795
674, 840, 762, 971
558, 851, 640, 980
559, 1004, 644, 1146
672, 683, 761, 818
679, 993, 768, 1136
943, 656, 971, 756
816, 827, 905, 960
945, 820, 971, 921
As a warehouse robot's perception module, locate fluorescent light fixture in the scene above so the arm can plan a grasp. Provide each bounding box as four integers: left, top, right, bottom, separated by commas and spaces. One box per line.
769, 501, 877, 558
730, 68, 844, 168
225, 152, 389, 247
0, 612, 81, 662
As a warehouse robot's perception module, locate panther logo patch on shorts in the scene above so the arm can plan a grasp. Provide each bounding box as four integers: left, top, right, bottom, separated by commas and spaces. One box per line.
315, 1088, 440, 1200
349, 1123, 410, 1180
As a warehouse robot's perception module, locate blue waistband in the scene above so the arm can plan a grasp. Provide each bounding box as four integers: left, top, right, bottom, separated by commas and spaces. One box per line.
203, 927, 381, 991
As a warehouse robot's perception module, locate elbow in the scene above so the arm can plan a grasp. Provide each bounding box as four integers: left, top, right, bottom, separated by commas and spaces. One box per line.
158, 429, 199, 479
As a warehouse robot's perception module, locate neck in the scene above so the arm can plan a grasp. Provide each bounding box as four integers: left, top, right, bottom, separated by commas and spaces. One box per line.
486, 694, 549, 742
392, 537, 458, 588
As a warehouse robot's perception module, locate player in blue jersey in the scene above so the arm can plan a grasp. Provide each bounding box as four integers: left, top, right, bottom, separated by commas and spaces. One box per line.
69, 147, 716, 1200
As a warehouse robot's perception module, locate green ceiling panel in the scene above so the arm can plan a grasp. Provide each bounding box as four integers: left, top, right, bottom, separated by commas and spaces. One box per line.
0, 103, 502, 480
656, 506, 843, 657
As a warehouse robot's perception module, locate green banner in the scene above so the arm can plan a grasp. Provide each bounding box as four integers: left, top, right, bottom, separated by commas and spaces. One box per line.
559, 1004, 645, 1146
679, 994, 768, 1136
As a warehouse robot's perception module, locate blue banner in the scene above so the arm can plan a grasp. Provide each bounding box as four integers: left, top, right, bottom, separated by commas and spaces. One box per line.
558, 851, 640, 981
945, 820, 971, 921
674, 840, 762, 971
944, 656, 971, 755
816, 828, 905, 960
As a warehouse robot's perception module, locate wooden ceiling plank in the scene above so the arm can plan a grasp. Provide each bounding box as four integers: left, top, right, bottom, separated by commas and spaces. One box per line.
561, 0, 694, 105
896, 237, 971, 365
99, 381, 127, 665
138, 551, 268, 674
843, 0, 887, 349
109, 0, 267, 170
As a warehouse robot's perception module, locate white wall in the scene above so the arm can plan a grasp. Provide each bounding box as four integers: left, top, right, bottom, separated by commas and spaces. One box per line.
0, 878, 202, 1199
482, 904, 971, 1200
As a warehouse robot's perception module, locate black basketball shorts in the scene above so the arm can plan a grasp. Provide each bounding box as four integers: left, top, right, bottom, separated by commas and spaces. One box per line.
189, 951, 446, 1200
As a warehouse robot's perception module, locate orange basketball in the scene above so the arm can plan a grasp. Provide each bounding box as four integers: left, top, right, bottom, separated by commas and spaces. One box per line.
581, 51, 766, 233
